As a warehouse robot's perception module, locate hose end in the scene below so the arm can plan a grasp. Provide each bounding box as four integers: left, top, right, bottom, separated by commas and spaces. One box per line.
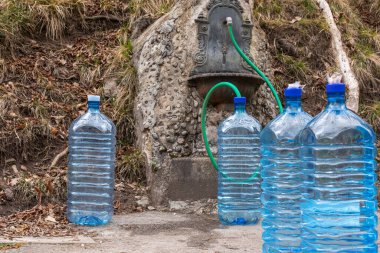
226, 17, 233, 25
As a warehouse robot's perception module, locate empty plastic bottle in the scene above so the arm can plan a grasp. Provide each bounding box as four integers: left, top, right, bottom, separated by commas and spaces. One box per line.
217, 97, 261, 225
67, 95, 116, 226
261, 82, 312, 252
299, 81, 378, 252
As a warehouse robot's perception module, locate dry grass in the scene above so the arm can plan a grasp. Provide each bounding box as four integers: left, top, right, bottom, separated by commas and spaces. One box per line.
117, 149, 146, 183
101, 28, 145, 182
104, 28, 136, 144
0, 0, 84, 53
361, 101, 380, 134
329, 0, 380, 100
28, 0, 84, 40
253, 0, 334, 115
128, 0, 176, 24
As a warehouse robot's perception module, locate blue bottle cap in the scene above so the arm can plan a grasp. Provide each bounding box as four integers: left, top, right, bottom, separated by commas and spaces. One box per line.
88, 95, 100, 102
234, 97, 246, 104
326, 83, 346, 93
284, 87, 302, 97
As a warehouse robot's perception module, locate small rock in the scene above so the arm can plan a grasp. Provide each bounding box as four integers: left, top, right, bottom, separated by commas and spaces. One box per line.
152, 132, 159, 140
169, 201, 188, 211
147, 206, 156, 210
166, 136, 176, 143
136, 196, 149, 208
103, 79, 118, 98
181, 131, 188, 136
4, 188, 14, 200
177, 138, 185, 144
11, 165, 19, 174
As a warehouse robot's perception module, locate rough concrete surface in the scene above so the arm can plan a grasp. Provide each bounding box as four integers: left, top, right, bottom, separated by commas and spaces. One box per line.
3, 211, 262, 253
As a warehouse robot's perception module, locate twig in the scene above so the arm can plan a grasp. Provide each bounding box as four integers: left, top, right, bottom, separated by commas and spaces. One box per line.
50, 147, 68, 169
83, 15, 127, 22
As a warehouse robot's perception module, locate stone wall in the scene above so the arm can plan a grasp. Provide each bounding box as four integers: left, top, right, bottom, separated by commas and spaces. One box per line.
133, 0, 276, 206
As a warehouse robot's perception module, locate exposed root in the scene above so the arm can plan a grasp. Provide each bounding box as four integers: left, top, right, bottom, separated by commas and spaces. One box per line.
83, 14, 127, 22
50, 147, 68, 169
316, 0, 360, 112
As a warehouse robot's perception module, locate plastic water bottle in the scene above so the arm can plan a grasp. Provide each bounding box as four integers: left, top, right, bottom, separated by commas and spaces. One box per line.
299, 81, 378, 252
217, 97, 262, 225
67, 95, 116, 226
261, 83, 312, 252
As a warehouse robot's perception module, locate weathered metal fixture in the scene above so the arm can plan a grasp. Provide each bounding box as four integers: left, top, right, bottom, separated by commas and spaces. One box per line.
189, 0, 262, 106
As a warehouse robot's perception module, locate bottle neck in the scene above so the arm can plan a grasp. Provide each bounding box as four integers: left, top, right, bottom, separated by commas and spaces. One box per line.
234, 103, 246, 113
88, 102, 100, 112
326, 92, 346, 110
285, 96, 302, 112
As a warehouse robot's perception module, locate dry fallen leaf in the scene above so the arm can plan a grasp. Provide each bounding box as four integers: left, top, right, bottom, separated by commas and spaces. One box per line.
10, 178, 20, 186
45, 215, 57, 223
290, 16, 302, 24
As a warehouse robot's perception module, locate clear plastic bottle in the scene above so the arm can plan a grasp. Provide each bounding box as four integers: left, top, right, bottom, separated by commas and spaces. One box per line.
67, 95, 116, 226
299, 82, 378, 252
261, 83, 312, 252
217, 97, 262, 225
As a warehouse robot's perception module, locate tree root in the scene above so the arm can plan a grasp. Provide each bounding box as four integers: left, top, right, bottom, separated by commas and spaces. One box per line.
50, 147, 68, 169
316, 0, 360, 112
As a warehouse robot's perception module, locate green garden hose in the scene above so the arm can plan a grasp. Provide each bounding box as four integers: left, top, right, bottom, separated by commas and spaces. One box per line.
201, 17, 284, 182
227, 17, 283, 113
201, 82, 260, 183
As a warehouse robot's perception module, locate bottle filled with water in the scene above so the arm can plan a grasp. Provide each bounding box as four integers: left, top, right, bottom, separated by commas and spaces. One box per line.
217, 97, 262, 225
261, 82, 312, 252
299, 78, 378, 252
67, 95, 116, 226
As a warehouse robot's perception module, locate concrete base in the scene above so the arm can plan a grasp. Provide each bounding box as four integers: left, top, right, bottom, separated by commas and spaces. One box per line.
3, 212, 263, 253
167, 157, 217, 201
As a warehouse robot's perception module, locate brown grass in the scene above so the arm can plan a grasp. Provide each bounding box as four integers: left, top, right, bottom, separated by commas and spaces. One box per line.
329, 0, 380, 100
253, 0, 334, 115
361, 101, 380, 133
0, 0, 84, 46
128, 0, 176, 24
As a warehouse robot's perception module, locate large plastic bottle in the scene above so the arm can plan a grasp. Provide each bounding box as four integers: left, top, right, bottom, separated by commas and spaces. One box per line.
217, 97, 261, 225
67, 95, 116, 226
261, 83, 312, 252
299, 79, 378, 252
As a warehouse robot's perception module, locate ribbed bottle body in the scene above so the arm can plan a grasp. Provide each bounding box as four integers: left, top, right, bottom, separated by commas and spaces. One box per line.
300, 91, 378, 252
67, 110, 116, 226
261, 96, 312, 252
217, 110, 261, 225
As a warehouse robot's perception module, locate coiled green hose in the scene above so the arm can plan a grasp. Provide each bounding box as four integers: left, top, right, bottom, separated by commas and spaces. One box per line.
201, 18, 284, 182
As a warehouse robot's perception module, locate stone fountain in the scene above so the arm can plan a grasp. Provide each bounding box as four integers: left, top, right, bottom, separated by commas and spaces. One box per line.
132, 0, 277, 206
